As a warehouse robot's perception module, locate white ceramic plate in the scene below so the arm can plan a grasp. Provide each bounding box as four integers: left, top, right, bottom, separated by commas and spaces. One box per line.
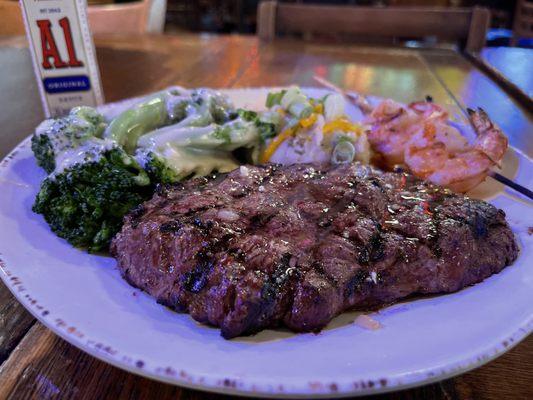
0, 88, 532, 398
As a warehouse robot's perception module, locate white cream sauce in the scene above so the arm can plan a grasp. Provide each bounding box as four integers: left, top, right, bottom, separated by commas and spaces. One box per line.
149, 144, 238, 179
52, 138, 117, 177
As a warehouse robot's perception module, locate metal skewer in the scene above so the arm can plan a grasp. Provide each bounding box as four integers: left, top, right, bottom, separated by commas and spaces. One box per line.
313, 76, 373, 114
489, 171, 533, 200
313, 75, 533, 200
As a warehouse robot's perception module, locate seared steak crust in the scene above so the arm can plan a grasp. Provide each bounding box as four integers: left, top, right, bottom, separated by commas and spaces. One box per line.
111, 163, 518, 338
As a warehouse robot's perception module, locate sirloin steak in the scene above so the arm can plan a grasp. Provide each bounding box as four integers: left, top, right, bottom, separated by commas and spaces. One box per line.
111, 163, 518, 338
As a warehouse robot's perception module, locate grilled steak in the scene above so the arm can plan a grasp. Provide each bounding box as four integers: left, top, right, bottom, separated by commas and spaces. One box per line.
111, 163, 518, 338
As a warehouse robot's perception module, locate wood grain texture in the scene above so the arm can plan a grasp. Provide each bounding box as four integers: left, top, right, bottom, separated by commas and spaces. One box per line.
465, 47, 533, 112
257, 1, 277, 40
0, 34, 531, 400
0, 46, 45, 159
0, 280, 35, 364
257, 2, 489, 51
420, 50, 533, 156
87, 0, 152, 35
0, 1, 25, 36
465, 7, 490, 53
0, 0, 163, 37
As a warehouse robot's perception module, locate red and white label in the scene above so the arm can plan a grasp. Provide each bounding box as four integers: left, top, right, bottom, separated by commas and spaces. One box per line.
20, 0, 104, 117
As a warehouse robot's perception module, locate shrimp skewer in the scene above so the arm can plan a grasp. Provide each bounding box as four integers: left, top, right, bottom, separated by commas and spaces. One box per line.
405, 107, 508, 192
313, 76, 510, 193
365, 98, 462, 167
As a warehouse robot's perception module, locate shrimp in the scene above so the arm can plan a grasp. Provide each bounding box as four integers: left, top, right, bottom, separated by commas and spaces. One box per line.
404, 108, 508, 193
312, 76, 510, 193
356, 94, 507, 192
365, 99, 454, 167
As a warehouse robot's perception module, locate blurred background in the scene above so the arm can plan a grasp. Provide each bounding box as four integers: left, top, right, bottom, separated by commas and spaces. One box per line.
165, 0, 530, 47
0, 0, 531, 48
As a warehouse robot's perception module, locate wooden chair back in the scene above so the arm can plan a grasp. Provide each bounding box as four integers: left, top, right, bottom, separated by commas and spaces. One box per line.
0, 1, 25, 36
257, 1, 490, 52
88, 0, 153, 34
511, 0, 533, 46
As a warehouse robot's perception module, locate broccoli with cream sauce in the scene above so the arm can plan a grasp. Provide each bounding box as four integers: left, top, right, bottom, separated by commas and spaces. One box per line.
31, 106, 106, 173
31, 107, 150, 251
137, 115, 260, 182
31, 87, 278, 251
237, 109, 278, 143
104, 87, 239, 153
33, 148, 150, 251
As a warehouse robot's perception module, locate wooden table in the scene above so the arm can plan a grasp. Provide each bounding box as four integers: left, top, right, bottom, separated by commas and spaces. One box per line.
466, 47, 533, 109
478, 47, 533, 99
0, 34, 531, 400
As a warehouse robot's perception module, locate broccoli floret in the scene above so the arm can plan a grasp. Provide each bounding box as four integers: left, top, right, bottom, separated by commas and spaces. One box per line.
104, 95, 168, 154
104, 88, 237, 153
72, 106, 107, 128
31, 106, 106, 173
31, 89, 248, 251
191, 89, 236, 124
32, 148, 151, 251
237, 109, 277, 143
31, 131, 55, 174
236, 109, 257, 121
138, 144, 239, 185
142, 152, 182, 184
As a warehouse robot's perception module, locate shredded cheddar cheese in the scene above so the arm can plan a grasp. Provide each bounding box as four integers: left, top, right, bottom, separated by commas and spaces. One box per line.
323, 118, 362, 136
313, 103, 324, 114
299, 113, 318, 128
261, 113, 320, 163
260, 113, 362, 164
260, 127, 295, 163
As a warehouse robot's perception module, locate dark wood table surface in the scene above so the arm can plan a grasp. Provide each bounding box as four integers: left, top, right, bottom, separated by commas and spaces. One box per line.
479, 47, 533, 99
0, 34, 531, 400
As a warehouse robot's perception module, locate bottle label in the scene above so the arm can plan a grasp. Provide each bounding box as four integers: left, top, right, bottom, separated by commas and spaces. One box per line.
20, 0, 104, 117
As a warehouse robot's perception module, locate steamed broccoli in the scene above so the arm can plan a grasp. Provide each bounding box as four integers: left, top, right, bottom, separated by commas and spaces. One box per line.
30, 88, 263, 251
104, 87, 236, 153
31, 107, 106, 174
33, 148, 150, 251
191, 89, 235, 124
135, 115, 261, 183
141, 151, 182, 184
125, 89, 257, 184
139, 145, 239, 184
237, 109, 278, 143
31, 106, 151, 250
104, 95, 169, 154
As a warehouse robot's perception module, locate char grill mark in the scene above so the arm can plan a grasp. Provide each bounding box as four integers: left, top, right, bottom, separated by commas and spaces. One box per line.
345, 269, 370, 298
183, 252, 213, 293
111, 163, 519, 338
358, 228, 385, 265
159, 220, 182, 233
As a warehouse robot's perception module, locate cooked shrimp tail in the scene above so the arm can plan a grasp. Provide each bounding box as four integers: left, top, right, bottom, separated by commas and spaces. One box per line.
404, 107, 509, 193
469, 107, 508, 168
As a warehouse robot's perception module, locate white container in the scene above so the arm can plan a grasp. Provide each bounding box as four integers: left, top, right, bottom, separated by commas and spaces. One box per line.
20, 0, 104, 117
